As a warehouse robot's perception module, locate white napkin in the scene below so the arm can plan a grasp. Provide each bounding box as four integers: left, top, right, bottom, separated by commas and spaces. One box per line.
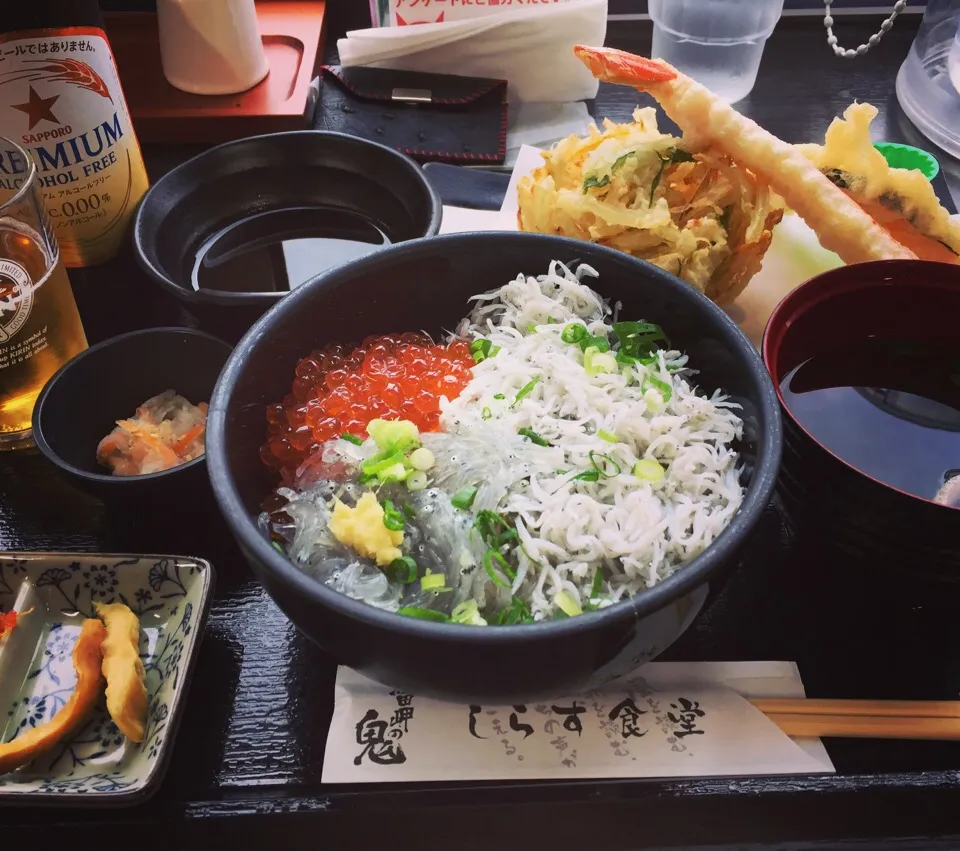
337, 0, 608, 104
506, 102, 591, 166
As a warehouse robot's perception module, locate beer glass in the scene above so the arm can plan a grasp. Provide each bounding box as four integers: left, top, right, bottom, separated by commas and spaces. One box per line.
0, 136, 87, 450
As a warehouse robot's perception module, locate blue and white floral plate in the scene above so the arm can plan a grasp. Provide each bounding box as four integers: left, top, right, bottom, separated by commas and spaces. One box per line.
0, 552, 214, 806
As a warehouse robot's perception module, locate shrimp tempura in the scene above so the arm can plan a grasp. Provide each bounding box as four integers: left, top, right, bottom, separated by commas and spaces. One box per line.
573, 45, 916, 266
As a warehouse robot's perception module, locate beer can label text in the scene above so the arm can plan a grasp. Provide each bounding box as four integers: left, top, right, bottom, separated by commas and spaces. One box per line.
0, 259, 34, 346
0, 27, 149, 267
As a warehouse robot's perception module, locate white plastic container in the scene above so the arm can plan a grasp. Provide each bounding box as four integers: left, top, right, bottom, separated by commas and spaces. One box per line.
648, 0, 785, 103
896, 0, 960, 160
157, 0, 270, 96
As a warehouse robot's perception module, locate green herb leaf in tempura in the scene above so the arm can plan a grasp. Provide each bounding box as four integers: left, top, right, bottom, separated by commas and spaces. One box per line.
612, 150, 637, 172
649, 148, 696, 205
582, 173, 612, 193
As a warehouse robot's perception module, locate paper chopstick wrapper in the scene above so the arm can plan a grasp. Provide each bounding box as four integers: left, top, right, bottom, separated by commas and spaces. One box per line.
322, 661, 834, 783
338, 0, 607, 103
497, 145, 844, 347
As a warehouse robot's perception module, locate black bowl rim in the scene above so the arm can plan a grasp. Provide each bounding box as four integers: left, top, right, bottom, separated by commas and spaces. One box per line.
762, 258, 960, 514
32, 326, 233, 486
132, 130, 444, 308
207, 231, 782, 641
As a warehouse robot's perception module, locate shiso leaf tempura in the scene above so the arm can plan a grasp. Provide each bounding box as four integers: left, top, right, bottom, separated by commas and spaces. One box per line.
262, 261, 744, 625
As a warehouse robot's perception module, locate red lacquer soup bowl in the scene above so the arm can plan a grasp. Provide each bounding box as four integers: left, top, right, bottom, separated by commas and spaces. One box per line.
763, 259, 960, 584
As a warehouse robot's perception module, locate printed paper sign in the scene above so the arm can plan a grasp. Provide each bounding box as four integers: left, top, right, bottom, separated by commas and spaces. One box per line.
322, 662, 835, 783
388, 0, 574, 27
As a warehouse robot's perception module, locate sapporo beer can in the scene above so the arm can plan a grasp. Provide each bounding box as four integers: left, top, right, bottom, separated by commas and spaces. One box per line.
0, 2, 150, 267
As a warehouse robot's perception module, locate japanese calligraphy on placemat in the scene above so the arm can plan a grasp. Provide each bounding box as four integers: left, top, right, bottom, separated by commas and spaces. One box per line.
322, 662, 834, 783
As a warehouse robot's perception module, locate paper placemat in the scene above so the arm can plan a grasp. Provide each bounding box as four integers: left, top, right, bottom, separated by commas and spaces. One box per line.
322, 661, 834, 783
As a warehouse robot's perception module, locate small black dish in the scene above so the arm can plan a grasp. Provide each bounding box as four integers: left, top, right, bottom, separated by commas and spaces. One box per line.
207, 231, 782, 702
32, 327, 232, 504
133, 131, 443, 343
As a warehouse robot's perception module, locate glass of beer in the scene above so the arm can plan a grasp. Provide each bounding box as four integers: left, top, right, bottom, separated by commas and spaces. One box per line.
0, 136, 87, 450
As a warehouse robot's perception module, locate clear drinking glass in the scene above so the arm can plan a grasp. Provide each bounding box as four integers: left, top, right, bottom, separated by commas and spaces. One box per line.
896, 0, 960, 160
0, 136, 88, 450
648, 0, 785, 103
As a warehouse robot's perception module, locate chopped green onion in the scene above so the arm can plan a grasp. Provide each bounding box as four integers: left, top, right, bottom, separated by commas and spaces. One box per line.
555, 590, 582, 617
402, 503, 417, 519
547, 317, 558, 324
421, 572, 449, 592
612, 321, 669, 360
582, 334, 610, 353
474, 511, 519, 551
590, 568, 604, 599
642, 373, 673, 404
572, 470, 601, 482
583, 569, 604, 611
387, 556, 418, 583
589, 450, 621, 478
633, 458, 665, 483
409, 447, 435, 471
382, 499, 405, 531
493, 393, 505, 400
494, 596, 534, 625
271, 541, 285, 555
514, 376, 540, 405
471, 339, 499, 363
357, 472, 376, 485
470, 338, 491, 358
397, 606, 449, 622
584, 346, 618, 377
615, 349, 657, 368
518, 428, 551, 447
381, 463, 410, 483
481, 407, 493, 420
597, 428, 618, 443
561, 323, 588, 344
526, 323, 537, 333
340, 432, 364, 446
484, 548, 516, 589
362, 448, 406, 477
406, 470, 428, 491
452, 599, 488, 626
474, 510, 512, 546
452, 486, 479, 511
367, 419, 420, 453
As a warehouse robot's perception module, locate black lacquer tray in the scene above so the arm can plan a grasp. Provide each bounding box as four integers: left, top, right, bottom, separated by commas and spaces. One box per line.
6, 13, 960, 850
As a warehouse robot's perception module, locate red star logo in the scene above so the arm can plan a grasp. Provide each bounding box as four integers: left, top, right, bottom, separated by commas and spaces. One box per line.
11, 85, 61, 130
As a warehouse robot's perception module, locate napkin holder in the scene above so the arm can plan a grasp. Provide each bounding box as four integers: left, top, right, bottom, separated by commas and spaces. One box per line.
316, 65, 507, 165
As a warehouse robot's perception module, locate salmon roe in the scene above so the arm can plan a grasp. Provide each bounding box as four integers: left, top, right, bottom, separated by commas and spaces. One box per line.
261, 332, 474, 480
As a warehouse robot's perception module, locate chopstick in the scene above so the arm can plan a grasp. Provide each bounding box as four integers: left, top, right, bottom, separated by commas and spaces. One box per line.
749, 698, 960, 740
751, 698, 960, 719
764, 713, 960, 740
